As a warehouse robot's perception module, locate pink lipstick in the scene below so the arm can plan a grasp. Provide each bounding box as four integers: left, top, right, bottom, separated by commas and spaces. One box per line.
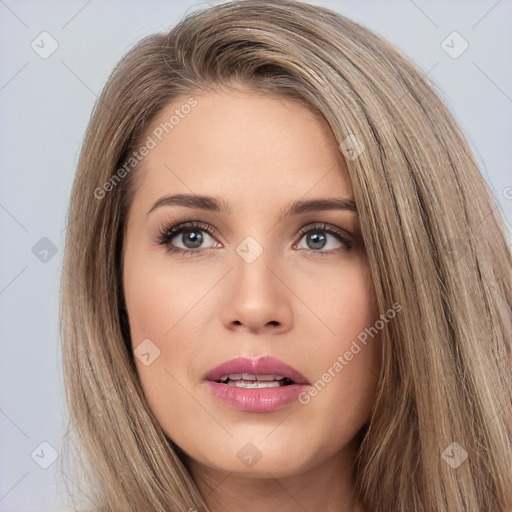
203, 356, 310, 412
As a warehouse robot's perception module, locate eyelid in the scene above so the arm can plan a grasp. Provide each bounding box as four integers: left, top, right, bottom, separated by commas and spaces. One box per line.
294, 222, 353, 252
155, 219, 222, 247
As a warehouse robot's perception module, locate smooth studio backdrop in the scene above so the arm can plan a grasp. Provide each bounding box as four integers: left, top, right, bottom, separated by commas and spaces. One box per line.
0, 1, 511, 510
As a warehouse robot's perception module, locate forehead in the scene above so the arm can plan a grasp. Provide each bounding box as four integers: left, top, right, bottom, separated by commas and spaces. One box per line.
132, 87, 353, 212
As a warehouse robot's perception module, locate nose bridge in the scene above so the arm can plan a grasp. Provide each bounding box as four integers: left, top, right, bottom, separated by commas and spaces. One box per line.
233, 235, 278, 299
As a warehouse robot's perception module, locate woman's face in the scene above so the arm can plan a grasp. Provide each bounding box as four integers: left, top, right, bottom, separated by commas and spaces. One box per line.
122, 86, 381, 480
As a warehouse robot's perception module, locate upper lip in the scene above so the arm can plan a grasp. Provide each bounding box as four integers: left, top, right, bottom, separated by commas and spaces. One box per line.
204, 356, 310, 385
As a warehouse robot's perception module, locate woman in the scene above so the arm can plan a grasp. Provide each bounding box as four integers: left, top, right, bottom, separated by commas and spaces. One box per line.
59, 1, 512, 511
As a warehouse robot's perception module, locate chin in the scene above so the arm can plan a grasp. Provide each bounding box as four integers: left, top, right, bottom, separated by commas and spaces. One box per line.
187, 438, 325, 479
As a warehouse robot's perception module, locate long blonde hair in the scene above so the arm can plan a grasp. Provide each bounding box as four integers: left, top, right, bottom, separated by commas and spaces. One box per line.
60, 1, 512, 510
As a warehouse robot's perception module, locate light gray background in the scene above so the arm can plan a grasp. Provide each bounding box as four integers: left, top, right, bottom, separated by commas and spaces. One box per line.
1, 0, 511, 510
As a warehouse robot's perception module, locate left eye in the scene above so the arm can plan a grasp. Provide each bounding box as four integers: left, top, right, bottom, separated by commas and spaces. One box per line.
295, 225, 352, 252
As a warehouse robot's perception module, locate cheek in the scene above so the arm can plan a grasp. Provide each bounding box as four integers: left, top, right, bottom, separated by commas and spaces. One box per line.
331, 261, 381, 377
123, 246, 215, 350
295, 258, 381, 428
299, 253, 379, 345
123, 251, 212, 441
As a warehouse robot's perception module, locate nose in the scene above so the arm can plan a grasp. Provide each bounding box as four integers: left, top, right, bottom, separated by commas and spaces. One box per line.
221, 246, 293, 335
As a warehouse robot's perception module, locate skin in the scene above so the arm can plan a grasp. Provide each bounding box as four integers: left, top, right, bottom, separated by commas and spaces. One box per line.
122, 85, 381, 512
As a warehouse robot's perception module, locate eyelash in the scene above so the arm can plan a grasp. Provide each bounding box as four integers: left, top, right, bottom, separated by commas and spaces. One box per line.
155, 219, 353, 257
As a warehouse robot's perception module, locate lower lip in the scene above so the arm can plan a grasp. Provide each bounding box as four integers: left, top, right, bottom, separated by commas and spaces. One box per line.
205, 381, 309, 412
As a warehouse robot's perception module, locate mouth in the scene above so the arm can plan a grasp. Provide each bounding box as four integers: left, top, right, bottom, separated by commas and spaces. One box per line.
203, 356, 310, 412
216, 374, 296, 388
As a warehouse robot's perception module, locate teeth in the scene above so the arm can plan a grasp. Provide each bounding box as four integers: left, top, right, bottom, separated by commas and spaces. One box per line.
219, 373, 287, 383
218, 373, 293, 388
228, 380, 283, 388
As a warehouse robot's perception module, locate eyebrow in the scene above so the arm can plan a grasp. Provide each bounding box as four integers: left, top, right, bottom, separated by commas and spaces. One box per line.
147, 193, 357, 217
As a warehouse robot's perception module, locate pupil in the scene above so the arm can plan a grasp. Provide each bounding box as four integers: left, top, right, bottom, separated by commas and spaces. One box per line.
308, 232, 326, 250
183, 230, 203, 248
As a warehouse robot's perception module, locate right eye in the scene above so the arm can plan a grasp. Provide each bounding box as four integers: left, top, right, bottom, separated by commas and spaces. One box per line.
156, 220, 222, 255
